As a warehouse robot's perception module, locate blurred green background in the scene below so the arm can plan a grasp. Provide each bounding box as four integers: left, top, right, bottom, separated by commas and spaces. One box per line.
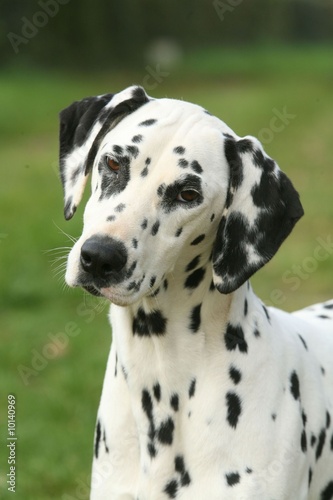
1, 1, 332, 498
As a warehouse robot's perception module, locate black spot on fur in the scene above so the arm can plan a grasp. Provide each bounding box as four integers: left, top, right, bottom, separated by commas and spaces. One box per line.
157, 417, 174, 445
107, 215, 116, 222
308, 468, 313, 487
148, 442, 157, 458
170, 394, 179, 412
153, 383, 161, 402
150, 275, 156, 288
113, 144, 123, 155
190, 160, 203, 174
164, 480, 178, 498
178, 158, 189, 168
133, 308, 167, 336
157, 184, 166, 197
126, 144, 139, 158
141, 158, 151, 177
186, 255, 200, 272
121, 365, 128, 380
253, 326, 261, 338
142, 389, 157, 457
301, 429, 307, 452
326, 411, 331, 429
139, 118, 157, 126
298, 334, 308, 350
226, 391, 242, 429
132, 134, 143, 143
132, 238, 138, 249
237, 138, 253, 154
115, 203, 126, 212
189, 378, 196, 398
103, 428, 109, 453
114, 352, 118, 377
175, 455, 191, 486
225, 323, 248, 353
191, 234, 205, 246
173, 146, 185, 155
262, 305, 270, 322
175, 227, 183, 237
290, 371, 300, 401
229, 365, 242, 385
320, 481, 333, 500
302, 410, 307, 427
226, 471, 240, 486
316, 428, 326, 461
184, 267, 206, 289
151, 220, 160, 236
189, 304, 202, 333
141, 218, 148, 230
94, 419, 101, 459
244, 299, 248, 316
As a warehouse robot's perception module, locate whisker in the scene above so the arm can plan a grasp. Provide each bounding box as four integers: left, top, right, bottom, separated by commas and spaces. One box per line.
43, 246, 72, 255
52, 221, 78, 244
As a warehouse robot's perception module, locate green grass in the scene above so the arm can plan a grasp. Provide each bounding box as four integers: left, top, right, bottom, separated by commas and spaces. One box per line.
1, 45, 333, 499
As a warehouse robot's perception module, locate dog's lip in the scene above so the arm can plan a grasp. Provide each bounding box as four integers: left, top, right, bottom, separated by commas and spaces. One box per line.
100, 287, 131, 305
82, 285, 128, 306
83, 285, 103, 297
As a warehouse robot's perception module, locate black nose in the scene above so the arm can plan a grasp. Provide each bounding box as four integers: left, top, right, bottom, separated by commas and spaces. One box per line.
80, 235, 127, 282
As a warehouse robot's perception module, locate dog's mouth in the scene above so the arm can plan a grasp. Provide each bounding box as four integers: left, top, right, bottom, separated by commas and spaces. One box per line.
82, 283, 135, 306
83, 285, 103, 297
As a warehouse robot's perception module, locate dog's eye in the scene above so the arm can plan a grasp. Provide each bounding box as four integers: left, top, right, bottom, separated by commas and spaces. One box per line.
177, 190, 199, 203
106, 156, 120, 173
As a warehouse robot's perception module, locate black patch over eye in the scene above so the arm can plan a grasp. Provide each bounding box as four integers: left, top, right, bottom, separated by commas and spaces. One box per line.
177, 190, 200, 203
161, 174, 203, 212
105, 156, 120, 173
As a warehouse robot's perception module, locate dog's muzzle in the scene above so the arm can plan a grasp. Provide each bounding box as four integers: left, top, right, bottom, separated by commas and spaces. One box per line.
79, 235, 128, 295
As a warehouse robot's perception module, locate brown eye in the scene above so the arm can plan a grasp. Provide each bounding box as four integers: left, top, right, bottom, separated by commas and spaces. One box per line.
177, 190, 199, 203
106, 156, 120, 172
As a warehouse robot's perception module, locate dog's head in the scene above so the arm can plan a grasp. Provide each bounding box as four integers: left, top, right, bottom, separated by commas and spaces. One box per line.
59, 86, 303, 305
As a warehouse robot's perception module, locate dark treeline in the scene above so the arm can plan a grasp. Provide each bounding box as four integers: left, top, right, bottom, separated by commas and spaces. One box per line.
2, 0, 333, 69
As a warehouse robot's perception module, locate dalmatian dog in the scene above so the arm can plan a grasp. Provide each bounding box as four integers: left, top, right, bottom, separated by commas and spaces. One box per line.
59, 86, 333, 499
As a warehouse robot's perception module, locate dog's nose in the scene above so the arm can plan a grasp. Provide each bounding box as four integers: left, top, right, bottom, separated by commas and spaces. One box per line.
80, 235, 127, 281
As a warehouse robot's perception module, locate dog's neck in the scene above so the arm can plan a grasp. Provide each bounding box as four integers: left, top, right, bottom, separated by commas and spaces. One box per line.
110, 259, 264, 392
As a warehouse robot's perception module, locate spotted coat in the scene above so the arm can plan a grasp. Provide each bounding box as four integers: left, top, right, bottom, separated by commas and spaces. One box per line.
58, 86, 333, 499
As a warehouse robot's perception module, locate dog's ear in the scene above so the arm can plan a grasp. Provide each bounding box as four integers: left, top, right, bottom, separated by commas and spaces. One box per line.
59, 86, 149, 220
212, 135, 304, 294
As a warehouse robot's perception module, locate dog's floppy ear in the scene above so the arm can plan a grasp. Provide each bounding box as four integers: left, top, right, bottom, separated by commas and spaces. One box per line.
212, 135, 304, 294
59, 86, 149, 220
